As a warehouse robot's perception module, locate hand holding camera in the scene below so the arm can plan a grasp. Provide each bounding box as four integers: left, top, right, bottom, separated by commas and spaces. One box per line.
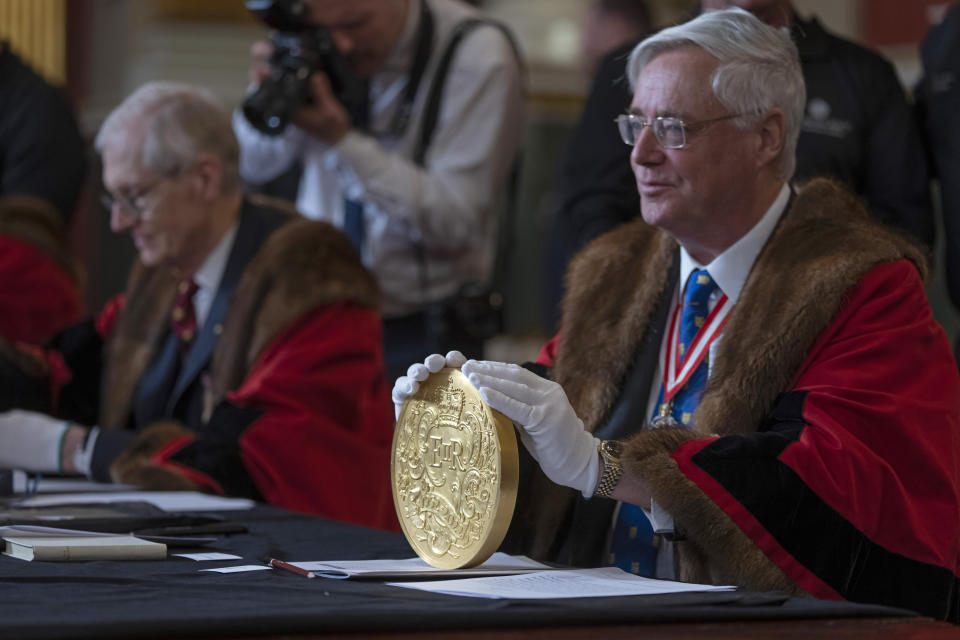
242, 0, 364, 138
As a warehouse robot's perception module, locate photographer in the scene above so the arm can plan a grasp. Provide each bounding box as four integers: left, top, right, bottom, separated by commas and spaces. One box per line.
233, 0, 524, 381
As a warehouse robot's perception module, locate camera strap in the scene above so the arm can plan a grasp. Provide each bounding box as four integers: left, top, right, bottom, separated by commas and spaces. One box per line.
410, 16, 523, 326
386, 0, 435, 137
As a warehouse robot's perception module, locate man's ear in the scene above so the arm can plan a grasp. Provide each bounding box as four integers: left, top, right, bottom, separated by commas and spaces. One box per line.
191, 153, 224, 201
755, 108, 786, 170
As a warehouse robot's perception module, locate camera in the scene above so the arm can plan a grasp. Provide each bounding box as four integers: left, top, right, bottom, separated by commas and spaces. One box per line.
242, 0, 364, 136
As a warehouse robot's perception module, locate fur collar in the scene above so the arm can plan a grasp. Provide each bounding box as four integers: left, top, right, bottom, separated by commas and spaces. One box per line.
100, 212, 378, 430
532, 179, 926, 586
556, 178, 926, 434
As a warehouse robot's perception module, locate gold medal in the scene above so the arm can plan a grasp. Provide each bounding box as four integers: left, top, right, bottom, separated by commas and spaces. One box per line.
391, 367, 518, 569
650, 401, 678, 428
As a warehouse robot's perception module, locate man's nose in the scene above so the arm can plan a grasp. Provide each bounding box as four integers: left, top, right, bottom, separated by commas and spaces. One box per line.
109, 204, 135, 233
630, 124, 663, 166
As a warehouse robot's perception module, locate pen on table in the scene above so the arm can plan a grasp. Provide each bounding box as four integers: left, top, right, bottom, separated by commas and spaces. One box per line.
264, 557, 315, 579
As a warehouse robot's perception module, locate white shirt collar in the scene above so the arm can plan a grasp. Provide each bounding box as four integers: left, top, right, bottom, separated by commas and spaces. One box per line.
192, 223, 238, 328
679, 182, 790, 303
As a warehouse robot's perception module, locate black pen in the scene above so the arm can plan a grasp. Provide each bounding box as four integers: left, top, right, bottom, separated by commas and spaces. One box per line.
264, 556, 315, 578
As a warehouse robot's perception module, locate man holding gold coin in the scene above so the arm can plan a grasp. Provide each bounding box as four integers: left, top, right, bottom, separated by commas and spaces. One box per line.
394, 8, 960, 622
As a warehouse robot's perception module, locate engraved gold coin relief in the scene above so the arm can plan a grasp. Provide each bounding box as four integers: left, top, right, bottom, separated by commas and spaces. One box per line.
392, 367, 518, 569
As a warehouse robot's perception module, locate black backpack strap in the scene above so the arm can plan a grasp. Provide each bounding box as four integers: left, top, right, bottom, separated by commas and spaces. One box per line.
412, 14, 523, 346
413, 17, 522, 166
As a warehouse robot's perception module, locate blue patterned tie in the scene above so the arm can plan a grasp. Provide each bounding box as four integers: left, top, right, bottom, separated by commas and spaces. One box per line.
608, 269, 719, 575
343, 199, 365, 251
652, 268, 719, 426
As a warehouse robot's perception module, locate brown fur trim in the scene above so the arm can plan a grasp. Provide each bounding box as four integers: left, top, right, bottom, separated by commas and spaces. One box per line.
102, 212, 379, 429
0, 195, 79, 280
207, 218, 379, 401
109, 421, 203, 491
622, 428, 803, 594
536, 178, 925, 584
555, 221, 675, 432
694, 179, 927, 436
520, 220, 675, 559
100, 263, 180, 430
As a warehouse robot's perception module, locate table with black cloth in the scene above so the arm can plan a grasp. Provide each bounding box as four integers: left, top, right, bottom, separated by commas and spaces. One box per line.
0, 504, 954, 639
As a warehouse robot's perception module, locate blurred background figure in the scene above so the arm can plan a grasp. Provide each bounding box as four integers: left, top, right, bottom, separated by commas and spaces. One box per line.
916, 2, 960, 359
700, 0, 934, 248
0, 41, 87, 222
233, 0, 524, 381
579, 0, 654, 75
544, 0, 653, 330
0, 195, 83, 344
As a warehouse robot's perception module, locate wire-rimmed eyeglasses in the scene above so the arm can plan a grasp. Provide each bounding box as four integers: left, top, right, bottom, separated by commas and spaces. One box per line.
100, 179, 165, 220
100, 180, 163, 220
615, 113, 745, 149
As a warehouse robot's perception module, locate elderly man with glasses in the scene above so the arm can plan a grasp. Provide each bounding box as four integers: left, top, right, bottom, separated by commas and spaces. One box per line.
0, 82, 398, 531
394, 9, 960, 620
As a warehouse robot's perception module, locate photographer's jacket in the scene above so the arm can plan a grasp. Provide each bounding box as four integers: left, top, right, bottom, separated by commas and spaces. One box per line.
520, 179, 960, 621
234, 0, 524, 318
43, 199, 397, 530
791, 14, 934, 248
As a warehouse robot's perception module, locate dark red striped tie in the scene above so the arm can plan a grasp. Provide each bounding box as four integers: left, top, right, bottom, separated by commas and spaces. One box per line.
171, 279, 199, 358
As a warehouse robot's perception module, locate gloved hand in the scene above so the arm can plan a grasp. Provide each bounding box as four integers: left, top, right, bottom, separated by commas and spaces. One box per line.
461, 360, 600, 498
0, 409, 70, 473
391, 350, 468, 419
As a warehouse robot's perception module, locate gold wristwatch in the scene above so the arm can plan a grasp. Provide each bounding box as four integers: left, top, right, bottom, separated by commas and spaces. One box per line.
594, 440, 624, 499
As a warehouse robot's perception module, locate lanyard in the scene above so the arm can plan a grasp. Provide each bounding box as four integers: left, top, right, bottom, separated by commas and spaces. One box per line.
661, 291, 732, 405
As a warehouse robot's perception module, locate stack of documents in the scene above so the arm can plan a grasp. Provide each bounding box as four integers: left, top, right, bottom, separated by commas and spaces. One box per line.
282, 552, 736, 599
388, 566, 736, 599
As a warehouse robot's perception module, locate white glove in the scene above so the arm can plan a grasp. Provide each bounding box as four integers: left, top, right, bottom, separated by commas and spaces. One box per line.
391, 350, 468, 419
0, 409, 70, 473
461, 360, 601, 498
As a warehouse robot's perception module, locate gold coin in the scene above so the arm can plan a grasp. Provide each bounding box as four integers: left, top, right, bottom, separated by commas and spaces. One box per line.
392, 367, 518, 569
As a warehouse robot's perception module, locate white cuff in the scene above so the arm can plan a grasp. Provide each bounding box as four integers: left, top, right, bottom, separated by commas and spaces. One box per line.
73, 426, 100, 478
0, 410, 69, 473
649, 499, 675, 535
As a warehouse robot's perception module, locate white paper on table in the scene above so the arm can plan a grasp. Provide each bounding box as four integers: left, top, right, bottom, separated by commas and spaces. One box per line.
388, 567, 737, 599
200, 565, 272, 574
16, 491, 255, 512
291, 552, 548, 579
173, 552, 242, 561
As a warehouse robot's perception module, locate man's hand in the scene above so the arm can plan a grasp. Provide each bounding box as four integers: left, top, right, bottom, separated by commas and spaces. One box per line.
0, 409, 72, 473
392, 351, 468, 420
291, 73, 353, 145
460, 360, 601, 498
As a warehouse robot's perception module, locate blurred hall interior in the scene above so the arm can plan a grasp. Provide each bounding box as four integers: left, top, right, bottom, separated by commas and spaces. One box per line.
2, 0, 957, 363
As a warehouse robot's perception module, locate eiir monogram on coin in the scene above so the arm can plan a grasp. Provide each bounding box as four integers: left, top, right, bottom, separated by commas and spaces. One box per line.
392, 368, 517, 569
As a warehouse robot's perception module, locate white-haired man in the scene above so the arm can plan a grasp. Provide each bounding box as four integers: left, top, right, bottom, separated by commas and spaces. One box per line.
396, 9, 960, 620
0, 82, 397, 531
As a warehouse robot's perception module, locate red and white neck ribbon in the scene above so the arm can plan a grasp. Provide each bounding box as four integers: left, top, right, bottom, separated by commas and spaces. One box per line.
661, 292, 732, 404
